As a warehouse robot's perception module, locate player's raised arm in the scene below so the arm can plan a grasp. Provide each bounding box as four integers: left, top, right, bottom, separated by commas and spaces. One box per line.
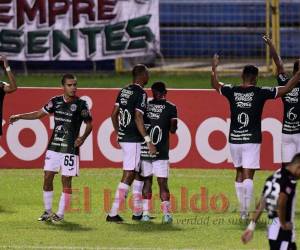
278, 192, 293, 231
277, 62, 300, 97
241, 196, 266, 244
9, 109, 47, 124
211, 54, 223, 92
263, 35, 285, 75
0, 55, 17, 93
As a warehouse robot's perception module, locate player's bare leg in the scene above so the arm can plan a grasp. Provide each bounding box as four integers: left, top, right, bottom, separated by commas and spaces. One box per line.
158, 177, 172, 224
52, 176, 72, 222
132, 172, 145, 220
235, 167, 244, 218
38, 171, 56, 221
107, 170, 136, 222
242, 168, 255, 219
140, 176, 152, 221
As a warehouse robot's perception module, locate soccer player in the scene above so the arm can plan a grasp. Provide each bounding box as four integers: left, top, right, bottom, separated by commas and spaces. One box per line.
211, 54, 300, 219
0, 55, 18, 137
9, 74, 92, 222
107, 64, 156, 223
263, 35, 300, 168
241, 153, 300, 250
139, 81, 177, 223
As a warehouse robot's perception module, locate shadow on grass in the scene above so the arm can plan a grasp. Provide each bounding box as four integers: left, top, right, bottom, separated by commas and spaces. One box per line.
43, 220, 94, 232
0, 206, 15, 214
118, 221, 183, 232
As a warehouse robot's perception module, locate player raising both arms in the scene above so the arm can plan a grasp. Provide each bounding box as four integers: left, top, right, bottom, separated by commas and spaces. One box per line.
0, 55, 18, 138
242, 153, 300, 250
211, 54, 300, 219
139, 82, 177, 223
10, 74, 92, 222
264, 35, 300, 168
107, 64, 156, 223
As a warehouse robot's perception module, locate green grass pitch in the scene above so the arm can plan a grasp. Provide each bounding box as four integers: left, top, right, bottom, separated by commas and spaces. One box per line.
2, 169, 299, 250
0, 72, 296, 249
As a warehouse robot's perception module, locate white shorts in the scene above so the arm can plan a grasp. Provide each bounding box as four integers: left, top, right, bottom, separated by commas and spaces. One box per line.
119, 142, 141, 171
44, 150, 79, 177
268, 217, 295, 247
282, 133, 300, 163
140, 160, 170, 178
229, 143, 261, 169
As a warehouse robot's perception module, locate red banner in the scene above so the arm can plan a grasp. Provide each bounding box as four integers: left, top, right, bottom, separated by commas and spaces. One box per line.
0, 88, 283, 170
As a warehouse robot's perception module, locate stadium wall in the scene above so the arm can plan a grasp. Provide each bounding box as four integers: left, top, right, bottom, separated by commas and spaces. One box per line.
0, 88, 283, 170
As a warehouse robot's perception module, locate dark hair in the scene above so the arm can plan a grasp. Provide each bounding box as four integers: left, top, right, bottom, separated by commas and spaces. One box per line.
291, 153, 300, 165
151, 81, 167, 94
61, 74, 76, 85
293, 60, 299, 74
132, 64, 148, 79
242, 65, 259, 78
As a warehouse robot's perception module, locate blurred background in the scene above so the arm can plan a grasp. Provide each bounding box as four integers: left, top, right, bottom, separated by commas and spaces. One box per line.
4, 0, 300, 75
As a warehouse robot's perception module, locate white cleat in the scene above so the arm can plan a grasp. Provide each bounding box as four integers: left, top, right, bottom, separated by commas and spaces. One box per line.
141, 214, 151, 222
240, 211, 249, 221
162, 214, 173, 224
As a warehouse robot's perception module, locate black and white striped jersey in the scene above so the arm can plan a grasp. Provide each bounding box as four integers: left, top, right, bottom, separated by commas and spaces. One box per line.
262, 167, 297, 222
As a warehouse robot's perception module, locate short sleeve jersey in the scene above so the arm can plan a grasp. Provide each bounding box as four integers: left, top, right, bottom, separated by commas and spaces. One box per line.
277, 73, 300, 134
43, 96, 92, 155
115, 84, 147, 143
141, 99, 177, 160
220, 85, 278, 143
262, 168, 296, 221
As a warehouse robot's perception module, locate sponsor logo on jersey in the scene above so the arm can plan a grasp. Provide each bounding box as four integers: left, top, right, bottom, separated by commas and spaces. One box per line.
120, 98, 128, 105
148, 112, 160, 120
236, 102, 252, 108
120, 89, 133, 99
234, 92, 254, 102
285, 88, 299, 103
285, 96, 299, 103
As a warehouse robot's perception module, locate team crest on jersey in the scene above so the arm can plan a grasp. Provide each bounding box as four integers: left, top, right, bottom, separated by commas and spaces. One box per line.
70, 104, 77, 112
285, 88, 299, 103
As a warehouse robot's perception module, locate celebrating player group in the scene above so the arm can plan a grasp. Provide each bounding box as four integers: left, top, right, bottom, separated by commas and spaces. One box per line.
2, 35, 300, 250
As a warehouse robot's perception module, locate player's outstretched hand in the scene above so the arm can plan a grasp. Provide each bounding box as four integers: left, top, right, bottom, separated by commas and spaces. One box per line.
0, 55, 9, 68
241, 229, 253, 244
147, 142, 157, 155
75, 137, 85, 147
9, 115, 20, 124
262, 35, 272, 45
212, 54, 219, 69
